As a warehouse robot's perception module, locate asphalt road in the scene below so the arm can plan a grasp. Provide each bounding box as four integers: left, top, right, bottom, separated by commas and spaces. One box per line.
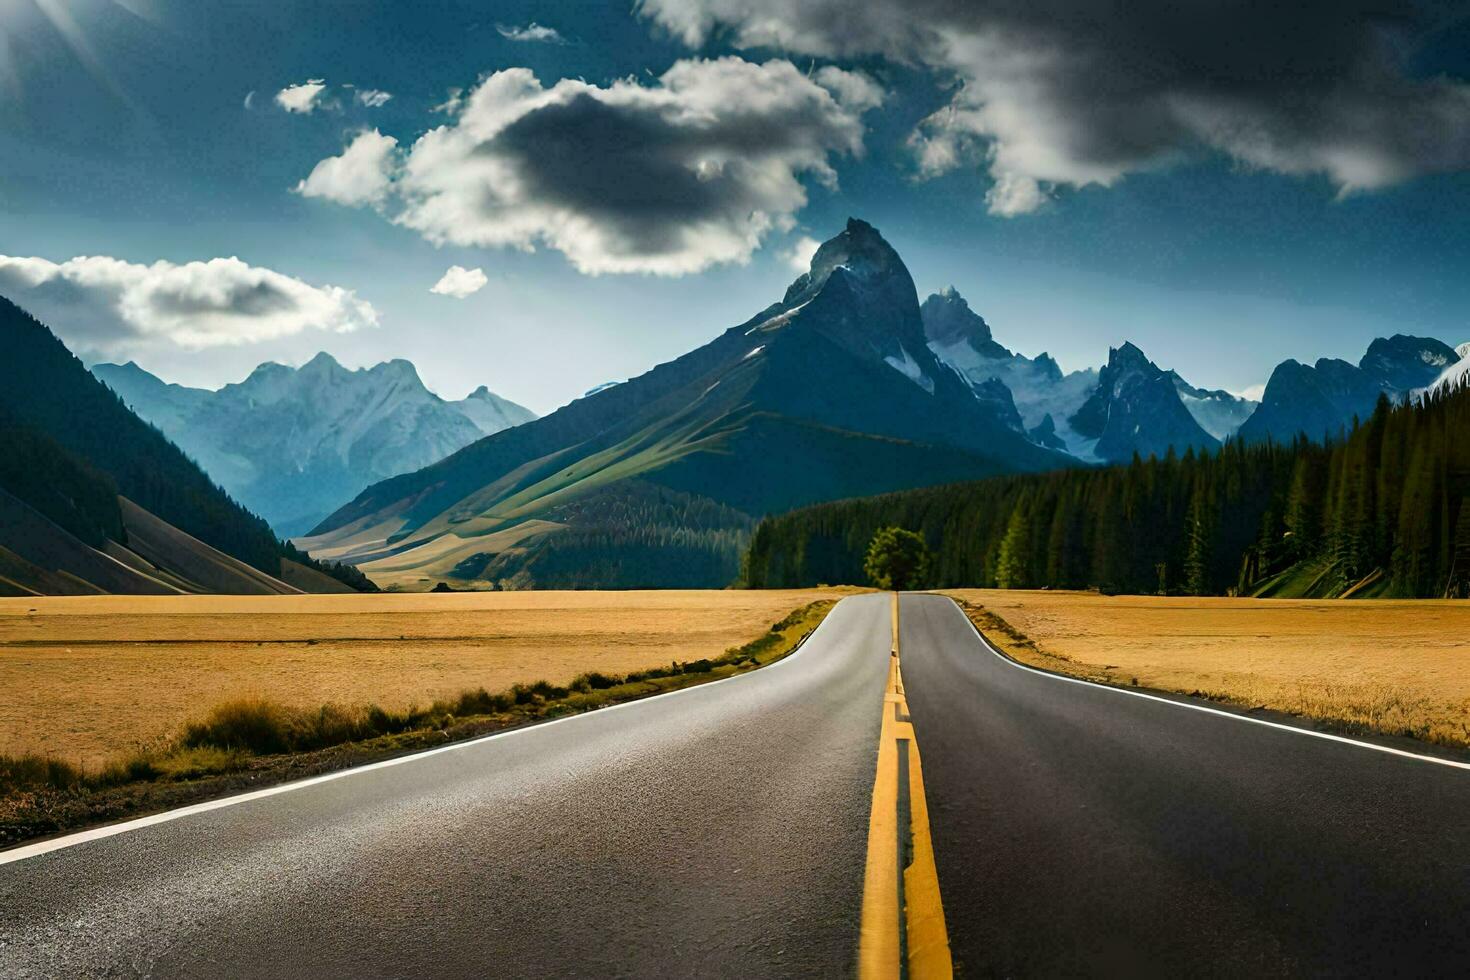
0, 595, 892, 979
899, 593, 1470, 977
4, 592, 1470, 977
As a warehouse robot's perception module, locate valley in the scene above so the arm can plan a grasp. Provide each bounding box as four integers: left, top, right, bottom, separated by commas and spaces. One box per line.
5, 218, 1464, 596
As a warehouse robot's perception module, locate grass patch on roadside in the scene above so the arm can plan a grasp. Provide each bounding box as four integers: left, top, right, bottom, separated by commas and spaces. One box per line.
0, 599, 835, 848
952, 597, 1470, 754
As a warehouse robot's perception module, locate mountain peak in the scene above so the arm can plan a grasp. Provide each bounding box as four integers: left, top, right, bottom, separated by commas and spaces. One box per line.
920, 288, 1008, 359
781, 216, 906, 308
302, 351, 342, 372
1112, 341, 1150, 366
1071, 340, 1217, 460
1359, 334, 1457, 391
372, 358, 422, 382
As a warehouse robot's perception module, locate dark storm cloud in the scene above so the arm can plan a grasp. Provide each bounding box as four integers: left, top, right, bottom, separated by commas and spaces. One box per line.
303, 58, 881, 275
640, 0, 1470, 212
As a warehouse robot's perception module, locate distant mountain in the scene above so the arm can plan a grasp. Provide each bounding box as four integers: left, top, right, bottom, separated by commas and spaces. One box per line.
1069, 343, 1219, 461
1166, 372, 1258, 442
0, 295, 367, 595
93, 354, 535, 536
1237, 358, 1386, 444
302, 218, 1073, 590
921, 287, 1098, 456
456, 385, 536, 434
920, 287, 1251, 461
1359, 334, 1457, 391
1237, 334, 1458, 444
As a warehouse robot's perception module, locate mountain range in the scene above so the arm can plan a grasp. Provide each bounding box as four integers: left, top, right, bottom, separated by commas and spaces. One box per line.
1239, 334, 1459, 444
918, 287, 1255, 462
296, 218, 1466, 590
299, 219, 1075, 589
0, 296, 370, 596
8, 216, 1462, 595
92, 355, 535, 536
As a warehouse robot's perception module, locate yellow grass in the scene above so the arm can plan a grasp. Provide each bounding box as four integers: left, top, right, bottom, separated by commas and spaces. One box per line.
0, 589, 853, 766
945, 589, 1470, 749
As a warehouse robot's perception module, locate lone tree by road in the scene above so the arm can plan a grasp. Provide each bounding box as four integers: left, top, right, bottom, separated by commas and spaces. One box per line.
864, 526, 932, 591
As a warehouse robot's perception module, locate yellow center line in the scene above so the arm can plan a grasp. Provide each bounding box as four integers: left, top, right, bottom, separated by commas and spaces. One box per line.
858, 593, 953, 979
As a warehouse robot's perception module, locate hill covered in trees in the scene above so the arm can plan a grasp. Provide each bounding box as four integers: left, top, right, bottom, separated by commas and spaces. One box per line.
744, 382, 1470, 599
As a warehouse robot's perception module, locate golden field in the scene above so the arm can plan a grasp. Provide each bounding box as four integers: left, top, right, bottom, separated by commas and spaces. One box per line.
0, 589, 850, 766
947, 589, 1470, 748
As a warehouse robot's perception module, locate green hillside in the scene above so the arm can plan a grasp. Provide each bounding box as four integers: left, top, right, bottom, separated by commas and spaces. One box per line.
0, 295, 372, 593
304, 219, 1071, 589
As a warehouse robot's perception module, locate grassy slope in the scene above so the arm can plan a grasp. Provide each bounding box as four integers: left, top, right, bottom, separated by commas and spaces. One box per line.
0, 599, 837, 847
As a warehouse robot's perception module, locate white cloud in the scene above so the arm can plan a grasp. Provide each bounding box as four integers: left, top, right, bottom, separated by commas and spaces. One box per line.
640, 0, 1470, 215
782, 235, 820, 272
984, 172, 1049, 217
0, 254, 377, 354
295, 129, 399, 206
496, 23, 566, 44
300, 57, 881, 275
432, 87, 464, 115
243, 90, 255, 110
356, 88, 393, 108
812, 66, 884, 113
1233, 383, 1267, 402
430, 265, 488, 298
275, 78, 329, 114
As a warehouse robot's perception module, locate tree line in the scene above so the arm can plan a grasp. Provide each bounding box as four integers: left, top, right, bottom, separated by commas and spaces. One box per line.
744, 380, 1470, 599
464, 481, 753, 589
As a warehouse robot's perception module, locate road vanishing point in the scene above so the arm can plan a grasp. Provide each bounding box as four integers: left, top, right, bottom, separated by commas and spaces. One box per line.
5, 593, 1470, 977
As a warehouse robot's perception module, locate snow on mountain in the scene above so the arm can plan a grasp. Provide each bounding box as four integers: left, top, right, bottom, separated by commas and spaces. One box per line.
1069, 342, 1218, 462
1422, 343, 1470, 397
920, 287, 1099, 456
884, 346, 936, 393
454, 385, 537, 433
1241, 335, 1459, 442
1359, 335, 1458, 391
1167, 372, 1258, 441
92, 354, 535, 535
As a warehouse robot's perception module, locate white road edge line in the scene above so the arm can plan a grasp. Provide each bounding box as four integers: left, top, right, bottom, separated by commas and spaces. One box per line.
0, 599, 848, 867
945, 597, 1470, 773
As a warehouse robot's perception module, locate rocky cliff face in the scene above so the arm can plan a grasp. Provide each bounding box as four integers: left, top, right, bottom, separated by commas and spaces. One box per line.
1069, 343, 1219, 461
1237, 334, 1457, 444
920, 286, 1098, 456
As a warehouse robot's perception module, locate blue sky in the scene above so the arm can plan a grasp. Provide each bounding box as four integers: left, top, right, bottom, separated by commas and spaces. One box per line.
3, 0, 1469, 414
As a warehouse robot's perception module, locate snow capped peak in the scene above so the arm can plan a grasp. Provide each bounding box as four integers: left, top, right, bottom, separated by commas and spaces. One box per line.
371, 358, 423, 385
1457, 342, 1470, 360
302, 351, 343, 373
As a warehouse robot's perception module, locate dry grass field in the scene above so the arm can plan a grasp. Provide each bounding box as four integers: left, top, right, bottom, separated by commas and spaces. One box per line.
947, 589, 1470, 749
0, 589, 851, 766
